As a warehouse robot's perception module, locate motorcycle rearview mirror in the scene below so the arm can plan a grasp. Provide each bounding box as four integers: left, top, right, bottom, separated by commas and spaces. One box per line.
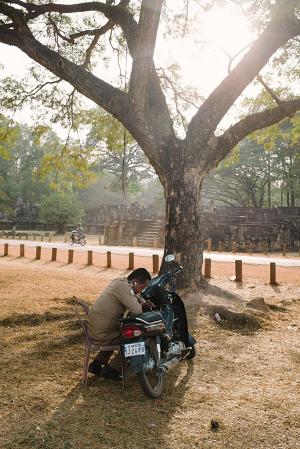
165, 254, 175, 263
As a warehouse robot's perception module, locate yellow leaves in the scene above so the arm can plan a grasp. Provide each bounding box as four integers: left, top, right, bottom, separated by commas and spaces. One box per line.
38, 143, 97, 191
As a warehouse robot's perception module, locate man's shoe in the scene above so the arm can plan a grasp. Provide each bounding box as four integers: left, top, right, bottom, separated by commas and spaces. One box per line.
88, 360, 104, 377
101, 365, 122, 381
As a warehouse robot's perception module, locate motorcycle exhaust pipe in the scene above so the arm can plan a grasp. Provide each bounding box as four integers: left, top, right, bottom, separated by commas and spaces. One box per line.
157, 356, 181, 374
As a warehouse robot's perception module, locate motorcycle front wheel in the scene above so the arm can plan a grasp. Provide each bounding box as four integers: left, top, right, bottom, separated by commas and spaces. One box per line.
79, 238, 86, 246
137, 339, 166, 399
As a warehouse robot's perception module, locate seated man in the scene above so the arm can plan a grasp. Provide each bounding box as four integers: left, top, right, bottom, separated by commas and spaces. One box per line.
87, 268, 152, 380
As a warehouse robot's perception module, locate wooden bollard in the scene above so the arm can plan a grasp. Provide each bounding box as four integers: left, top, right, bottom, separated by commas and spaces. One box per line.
107, 251, 111, 268
128, 252, 134, 270
152, 254, 159, 273
36, 246, 41, 260
204, 258, 211, 279
41, 234, 44, 242
87, 250, 93, 266
282, 243, 287, 256
4, 243, 8, 256
25, 234, 28, 240
68, 249, 74, 264
270, 262, 276, 285
98, 235, 103, 245
235, 259, 242, 282
232, 241, 237, 254
207, 238, 212, 252
33, 233, 36, 241
48, 234, 52, 242
20, 244, 25, 258
51, 248, 57, 262
248, 243, 253, 255
218, 241, 222, 252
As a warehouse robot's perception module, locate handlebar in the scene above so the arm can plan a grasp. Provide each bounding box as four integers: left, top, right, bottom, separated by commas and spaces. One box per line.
141, 265, 182, 299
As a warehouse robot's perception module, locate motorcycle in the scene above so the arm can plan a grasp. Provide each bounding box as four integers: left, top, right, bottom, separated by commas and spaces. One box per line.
69, 229, 87, 246
120, 255, 196, 399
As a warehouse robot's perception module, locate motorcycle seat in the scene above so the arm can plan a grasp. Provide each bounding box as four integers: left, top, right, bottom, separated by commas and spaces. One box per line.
122, 310, 163, 325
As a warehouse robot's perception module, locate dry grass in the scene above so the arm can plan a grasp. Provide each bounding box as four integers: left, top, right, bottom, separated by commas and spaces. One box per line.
0, 258, 299, 449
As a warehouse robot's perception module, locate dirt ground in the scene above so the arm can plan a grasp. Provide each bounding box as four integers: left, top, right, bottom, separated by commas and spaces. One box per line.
0, 257, 299, 449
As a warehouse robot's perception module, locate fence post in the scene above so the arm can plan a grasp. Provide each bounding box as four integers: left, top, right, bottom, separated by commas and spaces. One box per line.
248, 242, 253, 255
282, 243, 287, 256
128, 252, 134, 270
235, 259, 242, 282
68, 249, 73, 264
207, 238, 212, 252
218, 241, 222, 253
232, 241, 237, 254
98, 235, 103, 245
270, 262, 276, 285
87, 250, 93, 266
107, 251, 111, 268
48, 234, 52, 243
4, 243, 8, 256
25, 234, 28, 240
51, 248, 57, 262
36, 246, 41, 260
152, 254, 159, 273
20, 244, 25, 258
204, 258, 211, 279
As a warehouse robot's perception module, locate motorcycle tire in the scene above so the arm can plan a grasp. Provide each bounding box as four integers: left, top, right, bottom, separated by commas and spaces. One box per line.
137, 339, 166, 399
79, 238, 86, 246
185, 344, 196, 360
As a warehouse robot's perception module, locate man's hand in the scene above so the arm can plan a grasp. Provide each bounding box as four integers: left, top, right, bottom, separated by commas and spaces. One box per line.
142, 300, 155, 311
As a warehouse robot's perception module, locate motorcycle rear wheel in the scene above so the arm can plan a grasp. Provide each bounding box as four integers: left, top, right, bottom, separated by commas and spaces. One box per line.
137, 340, 166, 399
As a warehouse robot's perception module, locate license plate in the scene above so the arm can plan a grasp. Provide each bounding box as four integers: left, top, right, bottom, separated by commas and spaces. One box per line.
124, 342, 145, 357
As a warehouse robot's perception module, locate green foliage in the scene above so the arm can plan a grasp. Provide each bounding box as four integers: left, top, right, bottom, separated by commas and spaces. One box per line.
205, 117, 300, 207
39, 191, 83, 229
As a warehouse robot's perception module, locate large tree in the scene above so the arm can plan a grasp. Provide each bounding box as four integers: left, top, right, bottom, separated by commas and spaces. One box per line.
0, 0, 300, 288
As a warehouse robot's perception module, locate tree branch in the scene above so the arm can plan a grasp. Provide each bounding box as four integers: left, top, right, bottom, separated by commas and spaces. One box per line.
128, 0, 163, 111
186, 12, 300, 146
214, 98, 300, 166
256, 75, 283, 106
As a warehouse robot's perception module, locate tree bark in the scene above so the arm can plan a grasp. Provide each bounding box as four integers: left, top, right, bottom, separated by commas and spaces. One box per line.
160, 156, 205, 289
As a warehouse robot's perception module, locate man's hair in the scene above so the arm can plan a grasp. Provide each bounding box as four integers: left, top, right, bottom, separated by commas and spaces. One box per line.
127, 268, 151, 283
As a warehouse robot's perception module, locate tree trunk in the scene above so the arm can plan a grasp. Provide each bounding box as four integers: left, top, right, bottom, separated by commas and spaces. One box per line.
160, 167, 206, 290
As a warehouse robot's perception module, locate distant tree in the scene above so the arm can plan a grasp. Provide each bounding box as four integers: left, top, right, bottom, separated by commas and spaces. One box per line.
39, 191, 83, 233
83, 110, 154, 196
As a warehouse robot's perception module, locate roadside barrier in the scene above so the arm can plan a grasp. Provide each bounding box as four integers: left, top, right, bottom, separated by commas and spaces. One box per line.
107, 251, 111, 268
152, 254, 159, 273
204, 258, 211, 278
0, 242, 296, 283
87, 250, 93, 266
128, 252, 134, 270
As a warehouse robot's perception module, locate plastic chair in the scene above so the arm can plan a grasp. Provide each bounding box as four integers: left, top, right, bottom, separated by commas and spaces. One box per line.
73, 298, 128, 390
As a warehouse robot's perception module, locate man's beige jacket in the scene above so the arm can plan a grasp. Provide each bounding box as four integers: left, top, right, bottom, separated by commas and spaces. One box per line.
87, 277, 142, 344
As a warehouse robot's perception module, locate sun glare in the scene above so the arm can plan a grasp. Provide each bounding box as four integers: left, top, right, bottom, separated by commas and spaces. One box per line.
157, 5, 255, 96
